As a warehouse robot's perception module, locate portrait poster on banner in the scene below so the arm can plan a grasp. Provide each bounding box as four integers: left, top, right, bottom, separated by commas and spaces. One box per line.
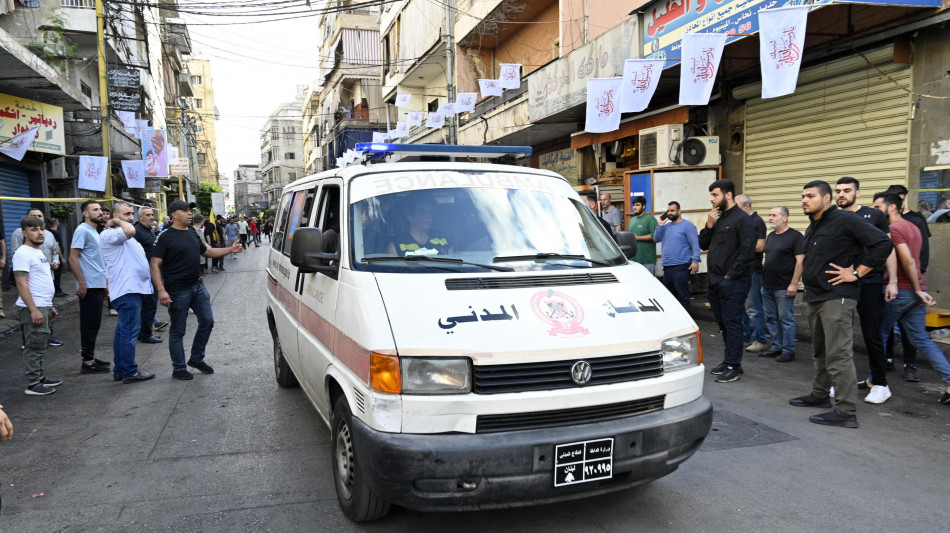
140, 128, 168, 178
78, 156, 108, 192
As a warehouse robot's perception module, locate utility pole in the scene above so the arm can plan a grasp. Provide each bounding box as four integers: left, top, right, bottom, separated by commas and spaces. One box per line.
444, 0, 457, 145
95, 0, 112, 204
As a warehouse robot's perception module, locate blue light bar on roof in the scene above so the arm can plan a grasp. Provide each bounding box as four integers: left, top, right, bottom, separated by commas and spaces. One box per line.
354, 143, 532, 158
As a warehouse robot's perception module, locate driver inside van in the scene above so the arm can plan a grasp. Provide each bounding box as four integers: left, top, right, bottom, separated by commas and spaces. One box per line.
387, 194, 453, 256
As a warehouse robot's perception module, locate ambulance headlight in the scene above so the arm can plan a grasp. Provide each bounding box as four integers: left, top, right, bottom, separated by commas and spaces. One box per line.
661, 332, 702, 372
401, 358, 472, 394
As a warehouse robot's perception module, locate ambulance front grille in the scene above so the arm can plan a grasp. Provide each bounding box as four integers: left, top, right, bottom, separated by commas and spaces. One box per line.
445, 272, 618, 290
472, 351, 664, 394
475, 395, 666, 433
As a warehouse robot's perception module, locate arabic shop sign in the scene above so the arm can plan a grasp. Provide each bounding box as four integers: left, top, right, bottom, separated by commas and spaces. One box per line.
108, 88, 142, 112
528, 16, 640, 122
642, 0, 941, 66
107, 68, 141, 89
0, 93, 65, 155
539, 149, 580, 183
168, 157, 190, 177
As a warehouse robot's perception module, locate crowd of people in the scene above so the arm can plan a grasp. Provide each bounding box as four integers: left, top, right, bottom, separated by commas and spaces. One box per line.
4, 200, 257, 396
609, 177, 949, 428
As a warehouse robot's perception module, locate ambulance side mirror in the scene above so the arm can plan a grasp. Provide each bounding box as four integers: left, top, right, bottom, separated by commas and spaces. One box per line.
613, 231, 638, 260
290, 227, 340, 273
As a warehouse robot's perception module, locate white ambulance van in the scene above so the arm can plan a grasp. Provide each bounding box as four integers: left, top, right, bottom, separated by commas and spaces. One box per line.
265, 144, 712, 522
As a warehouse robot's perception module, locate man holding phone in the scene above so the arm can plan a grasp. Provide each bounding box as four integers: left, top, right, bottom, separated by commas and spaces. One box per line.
654, 201, 700, 311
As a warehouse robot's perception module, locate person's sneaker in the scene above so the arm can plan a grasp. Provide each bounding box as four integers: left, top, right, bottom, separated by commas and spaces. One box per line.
154, 321, 169, 331
809, 410, 858, 428
903, 366, 920, 382
211, 267, 218, 273
80, 361, 110, 374
218, 267, 225, 272
187, 360, 214, 374
759, 347, 782, 357
884, 359, 895, 372
857, 379, 871, 391
94, 358, 111, 367
109, 308, 118, 316
938, 391, 950, 405
714, 365, 742, 383
864, 385, 892, 404
25, 382, 56, 396
48, 337, 64, 346
745, 341, 768, 353
172, 369, 194, 380
123, 371, 156, 384
113, 374, 123, 382
710, 362, 728, 375
41, 376, 63, 387
789, 393, 833, 408
776, 353, 795, 363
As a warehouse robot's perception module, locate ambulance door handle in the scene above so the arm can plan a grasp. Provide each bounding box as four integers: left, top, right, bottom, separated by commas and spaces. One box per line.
295, 271, 305, 295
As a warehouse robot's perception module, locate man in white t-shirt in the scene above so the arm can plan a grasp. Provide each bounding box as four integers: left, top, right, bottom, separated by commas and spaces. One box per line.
13, 216, 63, 396
100, 202, 157, 384
236, 216, 249, 250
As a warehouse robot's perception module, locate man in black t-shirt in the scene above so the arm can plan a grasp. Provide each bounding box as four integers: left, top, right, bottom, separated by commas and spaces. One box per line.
759, 206, 805, 362
150, 200, 243, 380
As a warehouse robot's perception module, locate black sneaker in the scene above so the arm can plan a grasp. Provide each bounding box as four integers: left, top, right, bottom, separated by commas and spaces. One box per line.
857, 379, 871, 391
172, 369, 194, 380
710, 362, 744, 375
939, 392, 950, 405
187, 360, 214, 374
40, 376, 63, 387
25, 382, 56, 396
714, 365, 742, 383
80, 361, 110, 374
93, 358, 111, 368
903, 366, 920, 382
759, 347, 782, 357
809, 410, 858, 428
154, 321, 169, 331
776, 353, 795, 363
123, 372, 156, 384
789, 393, 832, 408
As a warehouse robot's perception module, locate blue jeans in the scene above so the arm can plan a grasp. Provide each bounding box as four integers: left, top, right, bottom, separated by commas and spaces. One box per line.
662, 263, 691, 311
168, 282, 214, 372
112, 293, 142, 378
140, 285, 158, 340
761, 288, 796, 354
743, 271, 767, 343
708, 278, 750, 366
880, 290, 950, 387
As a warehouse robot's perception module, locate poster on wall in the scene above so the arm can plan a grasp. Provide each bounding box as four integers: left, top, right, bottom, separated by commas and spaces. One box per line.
140, 128, 168, 178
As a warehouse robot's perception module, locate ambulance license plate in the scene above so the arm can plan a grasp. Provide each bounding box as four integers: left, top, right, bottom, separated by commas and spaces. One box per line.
553, 438, 613, 487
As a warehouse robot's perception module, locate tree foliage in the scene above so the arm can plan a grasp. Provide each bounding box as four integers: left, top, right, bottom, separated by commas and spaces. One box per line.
196, 182, 224, 215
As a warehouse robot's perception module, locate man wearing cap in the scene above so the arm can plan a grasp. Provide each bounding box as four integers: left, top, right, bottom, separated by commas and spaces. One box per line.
150, 200, 244, 380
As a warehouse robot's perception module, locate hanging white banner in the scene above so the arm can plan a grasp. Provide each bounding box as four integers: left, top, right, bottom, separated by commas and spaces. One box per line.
388, 128, 401, 139
0, 126, 38, 161
679, 33, 728, 106
585, 78, 623, 134
372, 131, 388, 143
78, 155, 108, 192
426, 113, 445, 128
134, 119, 149, 138
478, 79, 503, 97
437, 103, 457, 115
395, 121, 409, 137
499, 63, 522, 89
621, 59, 665, 113
759, 7, 809, 99
395, 93, 411, 107
407, 110, 424, 127
121, 160, 145, 189
116, 110, 136, 133
455, 93, 477, 112
168, 146, 180, 164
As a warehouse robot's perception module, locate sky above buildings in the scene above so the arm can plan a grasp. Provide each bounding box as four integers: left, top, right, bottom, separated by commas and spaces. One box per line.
185, 10, 321, 180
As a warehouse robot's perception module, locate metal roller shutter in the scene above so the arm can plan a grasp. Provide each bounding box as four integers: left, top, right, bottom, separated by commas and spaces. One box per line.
743, 57, 911, 232
0, 162, 32, 255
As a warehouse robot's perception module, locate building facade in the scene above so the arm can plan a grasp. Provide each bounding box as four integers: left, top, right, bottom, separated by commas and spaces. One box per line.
186, 58, 219, 185
260, 86, 306, 208
232, 163, 263, 217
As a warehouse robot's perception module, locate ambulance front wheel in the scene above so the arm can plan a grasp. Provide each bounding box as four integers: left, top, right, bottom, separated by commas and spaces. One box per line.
331, 399, 391, 522
273, 336, 298, 388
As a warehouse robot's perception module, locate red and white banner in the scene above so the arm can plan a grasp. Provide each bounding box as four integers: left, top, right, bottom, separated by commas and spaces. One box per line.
395, 93, 411, 107
438, 103, 457, 116
478, 79, 502, 97
499, 63, 521, 89
395, 121, 409, 137
455, 93, 477, 112
121, 160, 145, 189
621, 60, 665, 113
585, 78, 623, 134
425, 113, 445, 128
407, 110, 424, 127
0, 126, 38, 161
759, 7, 808, 98
78, 155, 108, 192
679, 33, 728, 106
388, 127, 401, 139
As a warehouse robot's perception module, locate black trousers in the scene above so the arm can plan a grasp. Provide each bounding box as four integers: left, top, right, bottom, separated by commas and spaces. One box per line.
79, 288, 105, 361
857, 281, 887, 386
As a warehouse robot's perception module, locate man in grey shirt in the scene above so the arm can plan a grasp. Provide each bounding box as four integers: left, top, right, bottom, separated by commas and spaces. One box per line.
599, 192, 623, 233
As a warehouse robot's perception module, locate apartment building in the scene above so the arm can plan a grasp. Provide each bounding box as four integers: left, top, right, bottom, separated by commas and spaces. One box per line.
187, 58, 219, 184
260, 86, 306, 207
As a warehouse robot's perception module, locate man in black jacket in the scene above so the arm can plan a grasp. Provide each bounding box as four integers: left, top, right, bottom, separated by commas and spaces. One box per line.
789, 180, 892, 428
699, 179, 756, 383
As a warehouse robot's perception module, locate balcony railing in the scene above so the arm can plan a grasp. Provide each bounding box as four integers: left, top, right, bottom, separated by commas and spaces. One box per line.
61, 0, 95, 8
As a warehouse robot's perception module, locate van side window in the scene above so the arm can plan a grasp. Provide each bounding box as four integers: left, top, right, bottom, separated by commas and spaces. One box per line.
281, 190, 312, 257
316, 184, 341, 277
272, 192, 294, 251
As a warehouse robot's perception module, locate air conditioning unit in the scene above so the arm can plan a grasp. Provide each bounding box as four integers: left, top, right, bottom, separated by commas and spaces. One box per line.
682, 136, 721, 166
638, 124, 683, 169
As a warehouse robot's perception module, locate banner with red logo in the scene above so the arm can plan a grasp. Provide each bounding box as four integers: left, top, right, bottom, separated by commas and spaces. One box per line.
759, 7, 808, 98
585, 78, 623, 133
621, 59, 666, 112
679, 33, 727, 106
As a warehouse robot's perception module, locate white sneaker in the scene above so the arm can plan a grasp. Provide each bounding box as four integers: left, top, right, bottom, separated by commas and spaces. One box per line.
829, 386, 835, 398
864, 385, 892, 404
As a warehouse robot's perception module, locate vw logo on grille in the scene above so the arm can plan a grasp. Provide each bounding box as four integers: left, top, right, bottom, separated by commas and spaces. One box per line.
571, 360, 592, 385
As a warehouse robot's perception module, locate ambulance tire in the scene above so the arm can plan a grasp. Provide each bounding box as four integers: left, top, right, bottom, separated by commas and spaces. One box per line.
331, 399, 391, 522
273, 336, 299, 388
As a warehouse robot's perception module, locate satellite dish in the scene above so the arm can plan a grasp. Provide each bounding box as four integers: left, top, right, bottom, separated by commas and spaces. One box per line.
682, 138, 707, 166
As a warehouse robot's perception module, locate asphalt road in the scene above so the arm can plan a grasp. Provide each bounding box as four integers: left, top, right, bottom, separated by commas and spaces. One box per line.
1, 247, 948, 532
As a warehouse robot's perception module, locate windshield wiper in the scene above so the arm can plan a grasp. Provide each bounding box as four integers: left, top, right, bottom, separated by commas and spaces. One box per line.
362, 255, 514, 272
492, 252, 609, 267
